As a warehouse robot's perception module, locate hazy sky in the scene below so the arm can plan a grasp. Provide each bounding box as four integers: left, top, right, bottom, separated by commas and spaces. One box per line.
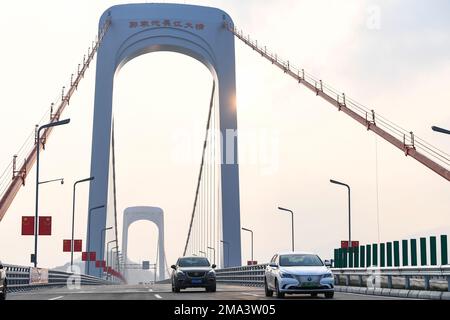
0, 0, 450, 271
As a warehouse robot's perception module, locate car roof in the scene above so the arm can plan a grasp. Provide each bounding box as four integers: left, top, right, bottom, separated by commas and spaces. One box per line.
180, 256, 208, 259
276, 251, 318, 256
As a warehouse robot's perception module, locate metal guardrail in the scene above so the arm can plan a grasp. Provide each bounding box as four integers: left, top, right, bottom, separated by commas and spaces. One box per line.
216, 264, 450, 293
216, 264, 268, 287
4, 264, 117, 293
332, 266, 450, 292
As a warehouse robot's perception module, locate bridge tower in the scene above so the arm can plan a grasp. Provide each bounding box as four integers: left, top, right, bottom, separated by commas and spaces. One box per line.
86, 3, 242, 276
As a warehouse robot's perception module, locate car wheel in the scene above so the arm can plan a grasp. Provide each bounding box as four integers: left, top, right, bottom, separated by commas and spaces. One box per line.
275, 280, 285, 299
206, 285, 216, 293
325, 292, 334, 299
264, 278, 273, 297
0, 282, 6, 300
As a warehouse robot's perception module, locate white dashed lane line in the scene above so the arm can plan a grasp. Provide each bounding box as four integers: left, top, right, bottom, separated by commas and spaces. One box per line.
154, 294, 163, 299
48, 296, 64, 301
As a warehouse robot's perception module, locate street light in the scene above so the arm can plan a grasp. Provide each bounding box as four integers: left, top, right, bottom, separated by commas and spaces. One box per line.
278, 207, 295, 252
111, 246, 118, 271
220, 240, 230, 268
242, 227, 254, 264
432, 126, 450, 135
106, 240, 116, 278
100, 226, 113, 268
207, 246, 216, 265
87, 205, 105, 274
330, 179, 352, 247
39, 178, 64, 185
34, 118, 70, 267
71, 176, 95, 270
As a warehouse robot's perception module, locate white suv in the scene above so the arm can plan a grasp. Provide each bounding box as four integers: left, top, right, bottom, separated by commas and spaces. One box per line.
0, 261, 6, 300
264, 252, 334, 299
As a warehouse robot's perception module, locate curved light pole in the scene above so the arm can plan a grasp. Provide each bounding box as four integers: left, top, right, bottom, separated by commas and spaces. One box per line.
278, 207, 295, 252
100, 226, 113, 267
39, 178, 64, 186
207, 246, 216, 265
71, 176, 95, 270
34, 118, 70, 267
110, 246, 119, 272
87, 205, 105, 274
330, 179, 352, 247
220, 240, 230, 268
242, 228, 254, 264
106, 240, 116, 279
432, 126, 450, 135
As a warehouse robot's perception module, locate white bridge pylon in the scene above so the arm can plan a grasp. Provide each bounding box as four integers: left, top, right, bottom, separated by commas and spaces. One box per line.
86, 3, 242, 277
122, 206, 165, 282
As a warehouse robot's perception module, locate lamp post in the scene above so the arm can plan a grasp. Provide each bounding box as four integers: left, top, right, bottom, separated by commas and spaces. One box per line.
111, 246, 118, 272
432, 126, 450, 135
87, 205, 105, 274
330, 179, 352, 247
220, 240, 230, 268
71, 176, 95, 270
242, 228, 254, 264
207, 246, 216, 265
278, 207, 295, 252
39, 178, 64, 185
100, 226, 113, 269
34, 118, 70, 267
106, 240, 115, 279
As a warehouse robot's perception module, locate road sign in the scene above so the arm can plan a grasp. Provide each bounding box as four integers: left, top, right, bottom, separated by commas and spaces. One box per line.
341, 241, 359, 248
89, 252, 96, 261
63, 240, 71, 252
142, 261, 150, 270
22, 216, 35, 235
38, 216, 52, 236
74, 240, 82, 252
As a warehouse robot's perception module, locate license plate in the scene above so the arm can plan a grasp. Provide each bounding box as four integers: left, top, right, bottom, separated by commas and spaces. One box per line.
192, 279, 202, 284
302, 282, 317, 288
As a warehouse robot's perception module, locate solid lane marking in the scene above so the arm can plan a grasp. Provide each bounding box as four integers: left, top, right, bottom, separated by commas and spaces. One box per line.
155, 294, 163, 299
242, 292, 261, 297
148, 289, 153, 292
48, 296, 64, 301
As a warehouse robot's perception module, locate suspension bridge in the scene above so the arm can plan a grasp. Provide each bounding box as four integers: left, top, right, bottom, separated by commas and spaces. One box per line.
0, 3, 449, 300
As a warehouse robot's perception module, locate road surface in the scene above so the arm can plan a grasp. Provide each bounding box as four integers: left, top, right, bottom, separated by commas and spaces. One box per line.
7, 284, 412, 300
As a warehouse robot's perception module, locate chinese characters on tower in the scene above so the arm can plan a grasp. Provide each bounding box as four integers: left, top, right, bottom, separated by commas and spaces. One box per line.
129, 19, 205, 31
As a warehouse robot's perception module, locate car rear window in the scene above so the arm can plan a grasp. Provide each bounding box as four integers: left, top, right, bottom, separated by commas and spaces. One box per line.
279, 254, 323, 267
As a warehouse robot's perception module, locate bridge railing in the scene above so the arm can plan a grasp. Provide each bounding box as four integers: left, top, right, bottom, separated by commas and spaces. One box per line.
332, 266, 450, 292
4, 264, 118, 293
215, 264, 267, 287
216, 264, 450, 294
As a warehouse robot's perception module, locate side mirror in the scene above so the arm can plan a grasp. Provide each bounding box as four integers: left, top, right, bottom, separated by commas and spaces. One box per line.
269, 263, 278, 268
324, 260, 332, 267
211, 264, 217, 269
171, 265, 177, 270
